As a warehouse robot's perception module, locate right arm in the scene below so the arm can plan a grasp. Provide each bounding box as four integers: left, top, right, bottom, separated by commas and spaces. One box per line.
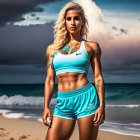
42, 44, 55, 126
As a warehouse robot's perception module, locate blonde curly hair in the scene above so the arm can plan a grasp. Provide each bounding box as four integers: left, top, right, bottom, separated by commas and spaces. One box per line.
49, 2, 89, 66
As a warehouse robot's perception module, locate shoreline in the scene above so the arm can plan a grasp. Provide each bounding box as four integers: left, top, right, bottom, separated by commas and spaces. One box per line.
0, 114, 140, 140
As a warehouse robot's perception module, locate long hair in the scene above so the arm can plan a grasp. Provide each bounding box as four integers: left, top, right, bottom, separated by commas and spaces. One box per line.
49, 2, 89, 66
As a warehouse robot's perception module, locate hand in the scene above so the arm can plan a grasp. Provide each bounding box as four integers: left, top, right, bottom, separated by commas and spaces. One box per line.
42, 108, 52, 126
93, 106, 105, 125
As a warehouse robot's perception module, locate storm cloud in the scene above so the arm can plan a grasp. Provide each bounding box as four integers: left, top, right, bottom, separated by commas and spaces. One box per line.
0, 0, 59, 27
0, 22, 54, 66
0, 0, 139, 83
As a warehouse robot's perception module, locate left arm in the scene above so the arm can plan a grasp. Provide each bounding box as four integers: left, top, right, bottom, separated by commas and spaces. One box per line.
90, 42, 105, 125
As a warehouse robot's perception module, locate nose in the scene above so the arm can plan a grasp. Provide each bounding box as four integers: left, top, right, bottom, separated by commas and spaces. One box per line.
71, 18, 75, 25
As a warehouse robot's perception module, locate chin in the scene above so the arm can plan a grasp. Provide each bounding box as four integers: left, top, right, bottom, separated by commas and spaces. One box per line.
69, 30, 78, 34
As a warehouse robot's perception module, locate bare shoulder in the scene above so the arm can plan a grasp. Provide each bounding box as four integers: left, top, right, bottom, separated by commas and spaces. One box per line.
46, 44, 54, 56
86, 40, 101, 57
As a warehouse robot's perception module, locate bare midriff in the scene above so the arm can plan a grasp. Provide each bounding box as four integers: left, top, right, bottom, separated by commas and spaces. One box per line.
56, 41, 94, 92
56, 72, 89, 92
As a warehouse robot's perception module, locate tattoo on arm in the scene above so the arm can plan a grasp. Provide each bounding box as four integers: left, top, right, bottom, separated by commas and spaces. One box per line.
95, 78, 101, 93
48, 63, 53, 69
47, 55, 54, 70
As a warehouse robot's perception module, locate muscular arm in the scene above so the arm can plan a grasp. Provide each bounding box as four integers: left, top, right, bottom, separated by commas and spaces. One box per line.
44, 45, 55, 109
90, 42, 105, 108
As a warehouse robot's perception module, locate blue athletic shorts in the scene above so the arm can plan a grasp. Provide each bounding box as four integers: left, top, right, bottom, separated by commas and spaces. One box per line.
53, 82, 100, 120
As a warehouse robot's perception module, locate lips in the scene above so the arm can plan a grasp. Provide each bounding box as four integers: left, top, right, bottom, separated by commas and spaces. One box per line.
70, 27, 76, 30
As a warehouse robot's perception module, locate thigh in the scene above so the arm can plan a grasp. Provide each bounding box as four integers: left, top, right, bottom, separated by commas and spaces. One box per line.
75, 84, 100, 119
45, 116, 76, 140
77, 114, 99, 140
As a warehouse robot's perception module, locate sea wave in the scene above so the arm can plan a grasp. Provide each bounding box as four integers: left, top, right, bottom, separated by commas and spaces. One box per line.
0, 109, 24, 118
0, 95, 140, 109
100, 121, 140, 137
0, 95, 57, 106
106, 94, 140, 101
106, 104, 140, 108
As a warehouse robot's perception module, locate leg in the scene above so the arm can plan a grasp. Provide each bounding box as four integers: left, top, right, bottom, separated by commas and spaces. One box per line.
78, 114, 99, 140
45, 116, 76, 140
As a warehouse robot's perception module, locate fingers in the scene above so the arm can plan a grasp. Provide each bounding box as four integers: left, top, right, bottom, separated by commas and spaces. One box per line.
48, 113, 52, 124
93, 112, 97, 122
42, 113, 52, 126
93, 112, 100, 124
93, 112, 104, 125
42, 117, 48, 126
43, 117, 51, 126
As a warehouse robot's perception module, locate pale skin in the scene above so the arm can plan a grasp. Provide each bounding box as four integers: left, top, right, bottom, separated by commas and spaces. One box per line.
42, 9, 105, 140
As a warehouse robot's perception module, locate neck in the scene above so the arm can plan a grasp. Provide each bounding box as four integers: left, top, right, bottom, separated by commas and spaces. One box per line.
67, 33, 82, 43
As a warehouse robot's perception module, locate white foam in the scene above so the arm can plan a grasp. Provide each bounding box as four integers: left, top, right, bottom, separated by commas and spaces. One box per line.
0, 109, 39, 120
103, 121, 140, 127
1, 95, 138, 109
0, 109, 24, 119
106, 104, 140, 108
2, 112, 24, 119
100, 121, 140, 137
38, 118, 43, 122
24, 115, 34, 119
127, 127, 140, 131
0, 95, 57, 106
0, 109, 11, 114
99, 128, 140, 137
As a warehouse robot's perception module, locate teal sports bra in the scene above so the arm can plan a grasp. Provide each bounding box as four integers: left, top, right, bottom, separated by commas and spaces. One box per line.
52, 38, 90, 76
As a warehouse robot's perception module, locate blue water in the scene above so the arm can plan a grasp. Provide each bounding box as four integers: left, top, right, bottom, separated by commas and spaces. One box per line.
0, 83, 140, 137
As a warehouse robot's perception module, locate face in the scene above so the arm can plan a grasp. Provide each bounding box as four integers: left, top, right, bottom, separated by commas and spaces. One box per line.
65, 10, 84, 34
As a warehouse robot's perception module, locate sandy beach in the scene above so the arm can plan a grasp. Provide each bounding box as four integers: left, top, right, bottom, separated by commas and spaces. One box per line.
0, 114, 139, 140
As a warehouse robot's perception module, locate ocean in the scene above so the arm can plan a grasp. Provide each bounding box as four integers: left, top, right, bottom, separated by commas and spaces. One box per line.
0, 83, 140, 137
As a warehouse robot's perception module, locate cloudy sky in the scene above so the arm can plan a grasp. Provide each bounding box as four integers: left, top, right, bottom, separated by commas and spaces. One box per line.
0, 0, 140, 84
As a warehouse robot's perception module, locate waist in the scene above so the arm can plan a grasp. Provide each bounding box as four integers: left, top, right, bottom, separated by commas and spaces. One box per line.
57, 81, 94, 98
57, 76, 89, 92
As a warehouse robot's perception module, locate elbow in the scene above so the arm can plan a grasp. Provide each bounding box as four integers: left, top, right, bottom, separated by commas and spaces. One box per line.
94, 74, 103, 81
46, 77, 55, 85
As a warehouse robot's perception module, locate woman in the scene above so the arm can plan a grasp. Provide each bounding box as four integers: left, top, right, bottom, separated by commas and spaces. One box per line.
42, 2, 105, 140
